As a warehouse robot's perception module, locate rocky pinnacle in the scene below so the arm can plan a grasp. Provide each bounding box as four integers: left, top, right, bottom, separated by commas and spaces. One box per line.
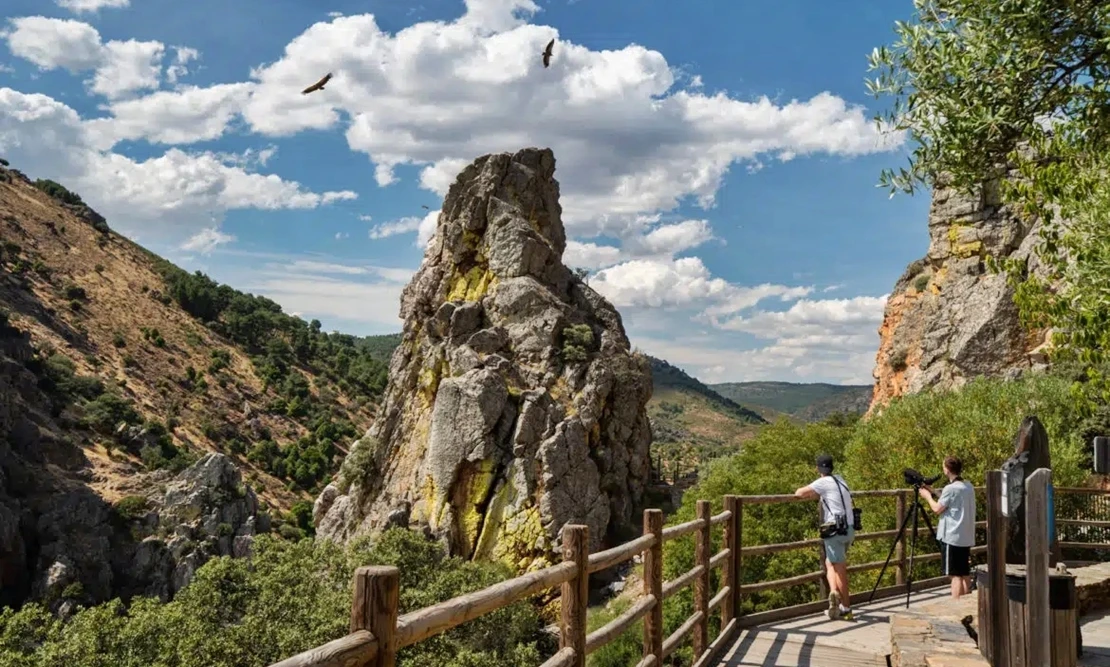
314, 148, 653, 571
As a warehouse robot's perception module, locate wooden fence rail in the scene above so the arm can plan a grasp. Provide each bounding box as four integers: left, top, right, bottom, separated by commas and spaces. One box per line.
268, 485, 1110, 667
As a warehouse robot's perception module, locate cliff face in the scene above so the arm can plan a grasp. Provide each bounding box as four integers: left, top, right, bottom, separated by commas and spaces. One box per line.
314, 148, 653, 571
868, 175, 1052, 413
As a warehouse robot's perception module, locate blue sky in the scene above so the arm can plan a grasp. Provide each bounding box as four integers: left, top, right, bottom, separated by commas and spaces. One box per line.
0, 0, 931, 385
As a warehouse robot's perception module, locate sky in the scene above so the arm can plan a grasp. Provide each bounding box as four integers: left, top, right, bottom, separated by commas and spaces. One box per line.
0, 0, 933, 386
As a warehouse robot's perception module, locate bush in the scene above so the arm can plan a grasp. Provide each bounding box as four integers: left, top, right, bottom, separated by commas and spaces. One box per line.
115, 495, 149, 520
33, 178, 84, 206
0, 527, 539, 667
82, 391, 140, 433
64, 284, 87, 300
913, 273, 930, 292
112, 332, 127, 348
561, 323, 594, 364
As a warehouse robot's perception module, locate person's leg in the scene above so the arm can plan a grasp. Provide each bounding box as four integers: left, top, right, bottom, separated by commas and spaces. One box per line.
950, 576, 961, 599
833, 561, 850, 608
961, 576, 972, 595
824, 538, 843, 619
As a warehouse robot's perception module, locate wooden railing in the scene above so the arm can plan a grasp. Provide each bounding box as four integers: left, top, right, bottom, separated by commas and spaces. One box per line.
267, 485, 1110, 667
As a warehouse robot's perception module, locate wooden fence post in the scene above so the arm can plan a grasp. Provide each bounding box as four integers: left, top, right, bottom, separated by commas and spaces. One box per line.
895, 490, 907, 586
695, 500, 711, 656
351, 566, 399, 667
561, 524, 589, 667
1026, 468, 1051, 667
723, 495, 741, 625
987, 469, 1010, 667
643, 509, 664, 663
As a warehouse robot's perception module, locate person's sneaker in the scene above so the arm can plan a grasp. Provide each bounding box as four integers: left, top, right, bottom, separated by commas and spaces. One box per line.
826, 591, 841, 620
839, 606, 855, 621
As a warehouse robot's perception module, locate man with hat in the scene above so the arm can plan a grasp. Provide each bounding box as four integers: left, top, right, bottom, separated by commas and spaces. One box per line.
795, 453, 855, 620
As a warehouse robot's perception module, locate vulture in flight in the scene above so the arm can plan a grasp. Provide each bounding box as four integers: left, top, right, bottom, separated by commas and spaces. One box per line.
302, 72, 333, 95
421, 205, 430, 210
542, 39, 555, 68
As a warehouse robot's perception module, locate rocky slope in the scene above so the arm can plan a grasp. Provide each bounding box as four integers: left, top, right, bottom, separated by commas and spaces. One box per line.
315, 148, 653, 570
0, 161, 387, 608
868, 174, 1051, 413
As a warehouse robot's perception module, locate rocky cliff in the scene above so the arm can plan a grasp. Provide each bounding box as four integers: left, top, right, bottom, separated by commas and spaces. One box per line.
0, 314, 263, 611
314, 148, 653, 570
868, 175, 1052, 413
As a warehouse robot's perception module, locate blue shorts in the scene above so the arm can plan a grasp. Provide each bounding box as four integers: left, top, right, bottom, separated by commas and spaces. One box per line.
823, 527, 855, 564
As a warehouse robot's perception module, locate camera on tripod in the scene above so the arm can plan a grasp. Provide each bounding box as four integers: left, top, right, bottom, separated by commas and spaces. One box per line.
903, 467, 942, 488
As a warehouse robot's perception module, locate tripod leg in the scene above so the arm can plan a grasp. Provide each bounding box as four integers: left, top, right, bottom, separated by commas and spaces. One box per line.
907, 499, 921, 608
869, 500, 918, 603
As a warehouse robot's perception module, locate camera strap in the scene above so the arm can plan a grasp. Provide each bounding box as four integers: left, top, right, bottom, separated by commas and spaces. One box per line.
820, 476, 850, 522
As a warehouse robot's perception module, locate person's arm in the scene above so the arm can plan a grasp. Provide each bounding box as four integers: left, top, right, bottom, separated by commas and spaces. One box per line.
795, 484, 818, 499
918, 485, 948, 515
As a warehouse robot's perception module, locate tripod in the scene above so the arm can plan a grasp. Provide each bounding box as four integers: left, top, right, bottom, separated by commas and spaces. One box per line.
868, 485, 937, 608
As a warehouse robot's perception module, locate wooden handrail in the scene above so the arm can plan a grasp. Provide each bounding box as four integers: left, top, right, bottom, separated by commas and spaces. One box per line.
587, 534, 655, 574
266, 485, 1107, 667
395, 561, 578, 648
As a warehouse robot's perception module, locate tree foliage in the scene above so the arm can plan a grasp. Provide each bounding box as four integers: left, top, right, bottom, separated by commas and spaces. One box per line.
868, 0, 1110, 405
0, 530, 549, 667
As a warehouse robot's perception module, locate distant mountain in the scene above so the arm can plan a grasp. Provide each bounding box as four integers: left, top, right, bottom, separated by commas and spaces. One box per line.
709, 381, 872, 422
648, 357, 766, 425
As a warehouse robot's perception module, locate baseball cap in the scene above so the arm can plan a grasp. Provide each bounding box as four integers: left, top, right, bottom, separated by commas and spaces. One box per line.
816, 454, 834, 474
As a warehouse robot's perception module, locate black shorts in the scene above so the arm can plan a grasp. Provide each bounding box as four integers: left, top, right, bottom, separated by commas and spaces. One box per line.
940, 541, 971, 577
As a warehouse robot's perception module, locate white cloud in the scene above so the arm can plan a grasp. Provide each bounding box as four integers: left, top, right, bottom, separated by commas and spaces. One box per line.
166, 46, 200, 84
112, 8, 898, 239
358, 214, 373, 222
85, 83, 253, 148
181, 227, 236, 254
335, 231, 350, 239
416, 210, 439, 247
55, 0, 130, 12
369, 216, 422, 239
2, 17, 164, 99
0, 88, 357, 244
565, 241, 621, 270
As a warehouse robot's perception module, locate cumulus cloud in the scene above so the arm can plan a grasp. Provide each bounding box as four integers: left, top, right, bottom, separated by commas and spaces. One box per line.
2, 17, 163, 98
55, 0, 130, 12
0, 88, 357, 243
46, 5, 897, 237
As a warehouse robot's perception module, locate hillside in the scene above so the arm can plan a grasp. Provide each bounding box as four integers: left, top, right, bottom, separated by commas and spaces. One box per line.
709, 381, 872, 422
0, 165, 390, 514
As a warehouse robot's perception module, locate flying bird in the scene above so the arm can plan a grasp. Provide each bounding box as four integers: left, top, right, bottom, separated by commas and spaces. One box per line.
421, 205, 430, 209
541, 39, 555, 68
302, 72, 333, 95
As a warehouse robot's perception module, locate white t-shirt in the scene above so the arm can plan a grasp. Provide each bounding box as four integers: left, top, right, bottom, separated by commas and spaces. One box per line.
810, 475, 854, 524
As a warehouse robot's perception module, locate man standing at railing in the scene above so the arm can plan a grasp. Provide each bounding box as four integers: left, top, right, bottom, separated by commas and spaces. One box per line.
795, 453, 855, 621
919, 455, 976, 599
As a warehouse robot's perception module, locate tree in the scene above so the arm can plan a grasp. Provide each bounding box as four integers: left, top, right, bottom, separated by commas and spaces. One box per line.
867, 0, 1110, 405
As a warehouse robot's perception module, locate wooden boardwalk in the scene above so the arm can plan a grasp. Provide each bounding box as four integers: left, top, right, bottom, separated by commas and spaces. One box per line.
716, 589, 948, 666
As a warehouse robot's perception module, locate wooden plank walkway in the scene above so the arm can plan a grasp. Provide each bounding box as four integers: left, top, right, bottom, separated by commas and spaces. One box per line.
715, 588, 1110, 666
716, 589, 949, 666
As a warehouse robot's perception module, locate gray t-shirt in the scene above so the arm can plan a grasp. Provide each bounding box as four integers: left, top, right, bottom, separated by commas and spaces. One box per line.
936, 479, 976, 547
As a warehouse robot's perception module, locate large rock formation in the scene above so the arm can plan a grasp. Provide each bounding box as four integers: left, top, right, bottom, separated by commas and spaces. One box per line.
315, 148, 653, 571
869, 174, 1052, 413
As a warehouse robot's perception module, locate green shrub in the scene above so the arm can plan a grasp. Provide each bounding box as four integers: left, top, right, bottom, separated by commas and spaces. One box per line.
33, 178, 84, 206
561, 324, 594, 363
82, 391, 140, 432
112, 332, 127, 348
912, 273, 930, 292
115, 495, 149, 520
64, 284, 87, 300
888, 348, 908, 371
60, 582, 85, 601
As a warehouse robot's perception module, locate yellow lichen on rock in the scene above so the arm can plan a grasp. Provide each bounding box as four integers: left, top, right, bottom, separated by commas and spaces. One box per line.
447, 266, 496, 302
457, 458, 498, 550
954, 240, 983, 259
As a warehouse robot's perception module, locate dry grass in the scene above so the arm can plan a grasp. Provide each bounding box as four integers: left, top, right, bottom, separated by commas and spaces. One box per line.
0, 172, 373, 511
